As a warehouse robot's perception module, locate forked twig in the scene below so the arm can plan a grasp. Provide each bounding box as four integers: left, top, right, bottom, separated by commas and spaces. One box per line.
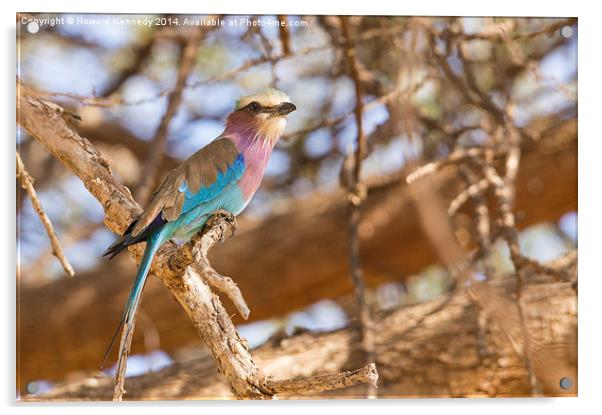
187, 212, 250, 319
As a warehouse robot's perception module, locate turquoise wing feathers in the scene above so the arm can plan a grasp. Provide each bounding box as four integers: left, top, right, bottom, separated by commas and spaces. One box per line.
178, 153, 245, 215
130, 136, 245, 238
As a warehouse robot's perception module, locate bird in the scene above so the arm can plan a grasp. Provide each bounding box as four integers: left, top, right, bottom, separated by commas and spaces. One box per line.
101, 88, 296, 364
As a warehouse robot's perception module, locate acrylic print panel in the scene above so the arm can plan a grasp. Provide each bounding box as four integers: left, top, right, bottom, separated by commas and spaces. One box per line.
16, 14, 577, 400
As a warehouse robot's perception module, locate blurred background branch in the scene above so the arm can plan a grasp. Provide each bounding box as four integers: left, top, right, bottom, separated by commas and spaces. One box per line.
339, 15, 376, 399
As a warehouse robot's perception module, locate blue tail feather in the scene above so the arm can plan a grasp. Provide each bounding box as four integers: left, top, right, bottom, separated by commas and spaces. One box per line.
101, 229, 167, 368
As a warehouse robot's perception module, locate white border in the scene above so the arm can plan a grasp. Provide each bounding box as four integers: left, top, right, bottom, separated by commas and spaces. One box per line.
3, 1, 599, 414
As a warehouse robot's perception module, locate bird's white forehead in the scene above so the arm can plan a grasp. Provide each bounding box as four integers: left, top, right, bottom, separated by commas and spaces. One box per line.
236, 88, 291, 110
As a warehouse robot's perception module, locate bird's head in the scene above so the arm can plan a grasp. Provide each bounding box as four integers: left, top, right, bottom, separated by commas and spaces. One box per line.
225, 88, 296, 146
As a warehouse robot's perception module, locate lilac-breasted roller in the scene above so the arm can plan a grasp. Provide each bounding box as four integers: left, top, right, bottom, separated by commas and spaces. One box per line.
102, 88, 296, 361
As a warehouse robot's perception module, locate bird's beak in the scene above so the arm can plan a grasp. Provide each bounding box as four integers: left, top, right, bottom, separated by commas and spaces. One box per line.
270, 102, 296, 117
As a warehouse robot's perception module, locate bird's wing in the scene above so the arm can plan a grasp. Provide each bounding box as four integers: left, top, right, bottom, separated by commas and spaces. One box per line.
131, 137, 245, 237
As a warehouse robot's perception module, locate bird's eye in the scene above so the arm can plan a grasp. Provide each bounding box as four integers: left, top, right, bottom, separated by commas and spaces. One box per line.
248, 101, 261, 112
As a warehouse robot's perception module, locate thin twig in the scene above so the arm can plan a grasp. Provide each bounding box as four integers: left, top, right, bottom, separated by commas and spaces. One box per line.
455, 38, 506, 126
16, 151, 74, 277
406, 147, 491, 184
112, 321, 134, 401
339, 16, 377, 399
424, 22, 512, 130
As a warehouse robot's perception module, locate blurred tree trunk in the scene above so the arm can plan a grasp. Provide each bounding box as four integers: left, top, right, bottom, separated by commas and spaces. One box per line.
28, 264, 577, 400
17, 117, 576, 389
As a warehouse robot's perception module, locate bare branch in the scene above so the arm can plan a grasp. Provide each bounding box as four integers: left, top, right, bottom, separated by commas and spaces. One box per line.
112, 322, 133, 400
188, 214, 250, 320
16, 151, 74, 277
